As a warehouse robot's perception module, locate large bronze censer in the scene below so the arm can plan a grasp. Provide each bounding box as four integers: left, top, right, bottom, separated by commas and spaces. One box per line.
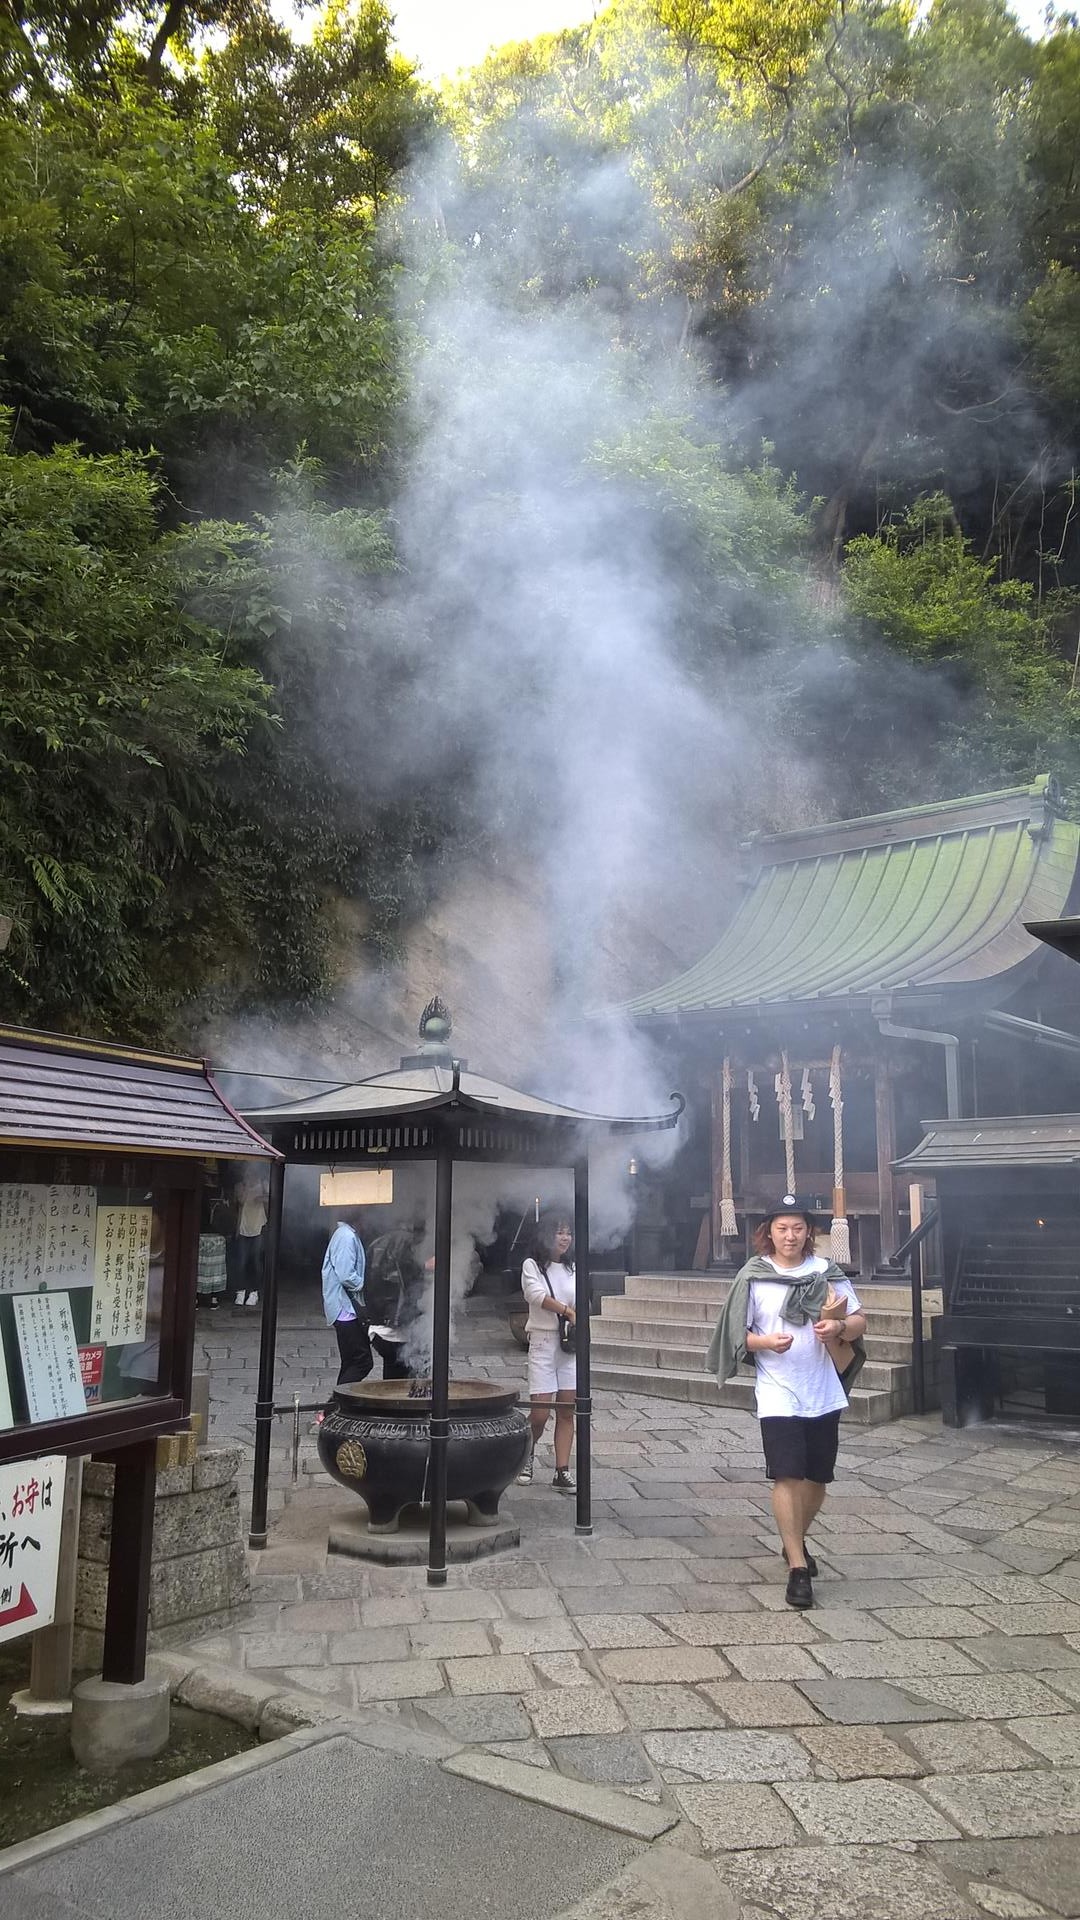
317, 1378, 530, 1532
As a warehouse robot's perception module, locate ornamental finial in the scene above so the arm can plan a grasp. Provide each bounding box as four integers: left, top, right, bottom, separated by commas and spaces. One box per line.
419, 996, 452, 1046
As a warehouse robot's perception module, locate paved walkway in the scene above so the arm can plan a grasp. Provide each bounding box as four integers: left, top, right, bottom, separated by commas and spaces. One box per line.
183, 1293, 1080, 1918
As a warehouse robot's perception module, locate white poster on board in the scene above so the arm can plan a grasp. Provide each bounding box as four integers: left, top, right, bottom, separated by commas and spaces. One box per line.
90, 1204, 152, 1346
0, 1185, 96, 1293
12, 1293, 85, 1421
0, 1456, 68, 1643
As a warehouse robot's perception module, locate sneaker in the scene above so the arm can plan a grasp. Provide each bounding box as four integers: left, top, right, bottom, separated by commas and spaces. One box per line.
783, 1545, 819, 1579
245, 1292, 260, 1308
552, 1468, 576, 1495
516, 1453, 534, 1485
785, 1566, 813, 1610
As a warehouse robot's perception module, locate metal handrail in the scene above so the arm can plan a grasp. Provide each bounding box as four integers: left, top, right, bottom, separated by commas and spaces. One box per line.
884, 1206, 941, 1271
881, 1206, 940, 1417
267, 1392, 327, 1485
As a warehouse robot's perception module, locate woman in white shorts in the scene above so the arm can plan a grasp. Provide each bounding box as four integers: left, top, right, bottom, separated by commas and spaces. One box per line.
517, 1215, 576, 1492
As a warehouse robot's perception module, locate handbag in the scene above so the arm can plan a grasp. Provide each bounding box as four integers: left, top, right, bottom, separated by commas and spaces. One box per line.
821, 1291, 857, 1381
558, 1313, 575, 1353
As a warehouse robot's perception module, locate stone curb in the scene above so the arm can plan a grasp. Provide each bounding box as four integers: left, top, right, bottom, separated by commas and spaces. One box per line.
442, 1750, 679, 1840
0, 1724, 338, 1876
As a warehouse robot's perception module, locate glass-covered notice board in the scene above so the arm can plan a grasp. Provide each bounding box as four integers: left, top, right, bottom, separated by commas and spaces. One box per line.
0, 1181, 169, 1433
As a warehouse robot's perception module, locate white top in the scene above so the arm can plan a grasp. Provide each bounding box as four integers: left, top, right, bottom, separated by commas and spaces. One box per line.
747, 1254, 861, 1419
521, 1258, 575, 1334
237, 1196, 268, 1238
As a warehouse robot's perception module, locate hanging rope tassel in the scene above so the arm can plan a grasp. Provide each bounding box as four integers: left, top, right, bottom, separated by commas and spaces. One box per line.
777, 1050, 796, 1196
829, 1043, 851, 1265
719, 1057, 737, 1238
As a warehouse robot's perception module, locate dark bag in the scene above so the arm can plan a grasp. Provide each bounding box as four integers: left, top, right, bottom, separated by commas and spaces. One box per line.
558, 1314, 575, 1353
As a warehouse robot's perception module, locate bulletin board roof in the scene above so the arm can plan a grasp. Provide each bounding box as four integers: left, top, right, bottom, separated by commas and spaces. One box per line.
0, 1026, 279, 1160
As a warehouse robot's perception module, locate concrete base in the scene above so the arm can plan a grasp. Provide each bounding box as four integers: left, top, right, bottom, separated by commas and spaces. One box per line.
329, 1502, 519, 1567
70, 1672, 170, 1771
10, 1689, 72, 1719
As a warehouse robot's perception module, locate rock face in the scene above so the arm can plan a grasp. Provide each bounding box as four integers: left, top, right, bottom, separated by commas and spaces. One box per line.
73, 1449, 250, 1668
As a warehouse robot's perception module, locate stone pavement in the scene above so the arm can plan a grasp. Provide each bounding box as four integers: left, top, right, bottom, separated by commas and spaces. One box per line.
185, 1292, 1080, 1919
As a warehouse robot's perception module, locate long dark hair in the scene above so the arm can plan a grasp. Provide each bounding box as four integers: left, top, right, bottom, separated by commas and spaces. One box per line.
532, 1213, 574, 1276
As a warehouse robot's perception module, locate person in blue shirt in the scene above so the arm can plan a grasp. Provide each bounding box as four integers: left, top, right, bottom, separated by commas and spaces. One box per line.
322, 1208, 372, 1384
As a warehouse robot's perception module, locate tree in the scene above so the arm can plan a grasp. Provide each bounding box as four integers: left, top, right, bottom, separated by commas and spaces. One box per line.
841, 495, 1080, 791
0, 433, 269, 1035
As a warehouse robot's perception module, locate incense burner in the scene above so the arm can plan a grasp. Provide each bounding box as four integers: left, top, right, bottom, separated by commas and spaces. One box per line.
317, 1379, 530, 1532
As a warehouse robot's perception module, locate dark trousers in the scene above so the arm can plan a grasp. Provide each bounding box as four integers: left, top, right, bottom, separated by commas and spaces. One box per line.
334, 1317, 373, 1385
371, 1329, 412, 1381
232, 1235, 263, 1297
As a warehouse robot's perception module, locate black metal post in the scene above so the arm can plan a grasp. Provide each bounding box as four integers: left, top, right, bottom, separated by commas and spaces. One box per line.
910, 1234, 926, 1417
249, 1152, 285, 1548
573, 1152, 592, 1537
427, 1127, 454, 1584
101, 1439, 157, 1684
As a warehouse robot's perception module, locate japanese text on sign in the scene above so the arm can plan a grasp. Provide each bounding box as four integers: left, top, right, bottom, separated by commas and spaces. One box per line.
13, 1293, 85, 1422
0, 1456, 67, 1644
91, 1205, 152, 1346
0, 1185, 96, 1294
78, 1344, 105, 1404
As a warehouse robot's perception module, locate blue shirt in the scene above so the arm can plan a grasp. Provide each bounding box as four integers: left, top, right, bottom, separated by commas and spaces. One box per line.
322, 1222, 366, 1326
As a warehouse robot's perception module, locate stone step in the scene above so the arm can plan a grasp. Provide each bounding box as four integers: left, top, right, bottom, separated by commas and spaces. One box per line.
590, 1362, 897, 1424
592, 1315, 933, 1364
601, 1299, 935, 1343
589, 1336, 911, 1394
623, 1273, 941, 1313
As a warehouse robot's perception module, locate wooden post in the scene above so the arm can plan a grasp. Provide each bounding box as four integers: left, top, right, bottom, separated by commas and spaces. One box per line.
709, 1071, 724, 1263
101, 1440, 157, 1686
13, 1456, 83, 1716
874, 1058, 899, 1262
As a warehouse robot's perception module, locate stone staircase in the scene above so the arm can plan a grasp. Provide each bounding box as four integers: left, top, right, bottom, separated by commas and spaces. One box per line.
590, 1272, 942, 1425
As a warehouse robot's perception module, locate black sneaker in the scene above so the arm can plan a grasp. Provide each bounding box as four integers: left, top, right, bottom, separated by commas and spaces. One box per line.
783, 1545, 819, 1580
552, 1468, 576, 1494
785, 1567, 813, 1610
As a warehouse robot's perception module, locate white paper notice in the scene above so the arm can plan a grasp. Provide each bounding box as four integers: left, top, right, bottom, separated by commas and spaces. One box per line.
12, 1294, 85, 1421
0, 1185, 97, 1293
91, 1205, 152, 1346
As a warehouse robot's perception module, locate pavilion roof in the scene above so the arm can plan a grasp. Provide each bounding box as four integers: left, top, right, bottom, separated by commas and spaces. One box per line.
242, 1060, 682, 1134
895, 1113, 1080, 1172
622, 777, 1079, 1021
0, 1026, 279, 1159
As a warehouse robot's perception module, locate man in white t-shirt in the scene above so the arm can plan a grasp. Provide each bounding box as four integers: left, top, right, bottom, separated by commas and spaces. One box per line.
743, 1197, 865, 1609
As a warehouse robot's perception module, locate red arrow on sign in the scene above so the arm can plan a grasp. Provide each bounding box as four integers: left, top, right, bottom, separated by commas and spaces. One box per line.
0, 1584, 37, 1630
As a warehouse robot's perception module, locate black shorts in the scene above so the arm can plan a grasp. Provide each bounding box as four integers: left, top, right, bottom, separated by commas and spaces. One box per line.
760, 1411, 842, 1484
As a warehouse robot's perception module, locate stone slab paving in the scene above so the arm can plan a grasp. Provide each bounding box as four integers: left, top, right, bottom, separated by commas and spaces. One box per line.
181, 1292, 1080, 1918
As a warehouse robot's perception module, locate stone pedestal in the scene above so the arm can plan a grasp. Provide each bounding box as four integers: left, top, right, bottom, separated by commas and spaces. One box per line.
73, 1448, 250, 1667
329, 1502, 519, 1566
71, 1673, 170, 1770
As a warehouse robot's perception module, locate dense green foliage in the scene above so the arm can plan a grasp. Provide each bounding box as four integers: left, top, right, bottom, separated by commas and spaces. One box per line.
2, 0, 1080, 1039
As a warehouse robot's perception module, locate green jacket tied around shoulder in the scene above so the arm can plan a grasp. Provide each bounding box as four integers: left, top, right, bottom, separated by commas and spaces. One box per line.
706, 1257, 866, 1392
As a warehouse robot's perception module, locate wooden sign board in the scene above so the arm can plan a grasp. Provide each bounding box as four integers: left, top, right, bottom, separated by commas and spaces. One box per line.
320, 1169, 394, 1207
0, 1455, 67, 1644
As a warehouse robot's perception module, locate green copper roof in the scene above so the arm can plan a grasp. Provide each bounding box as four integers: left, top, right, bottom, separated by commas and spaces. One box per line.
625, 778, 1080, 1017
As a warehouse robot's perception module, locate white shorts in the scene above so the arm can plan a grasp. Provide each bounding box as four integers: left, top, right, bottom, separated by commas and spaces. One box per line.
527, 1330, 576, 1396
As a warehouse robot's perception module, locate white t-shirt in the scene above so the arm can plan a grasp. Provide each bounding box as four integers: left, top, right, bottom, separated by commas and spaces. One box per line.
747, 1255, 861, 1419
521, 1258, 575, 1334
